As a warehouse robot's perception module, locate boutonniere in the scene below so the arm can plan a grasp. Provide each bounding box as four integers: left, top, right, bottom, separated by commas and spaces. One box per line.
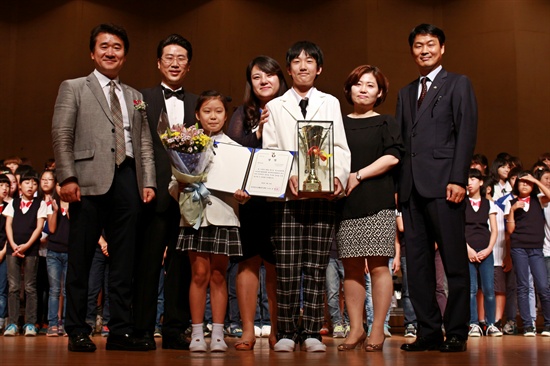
134, 100, 147, 111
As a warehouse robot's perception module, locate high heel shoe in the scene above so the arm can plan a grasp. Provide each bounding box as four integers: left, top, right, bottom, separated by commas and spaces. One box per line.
337, 332, 367, 351
364, 340, 384, 352
235, 338, 256, 351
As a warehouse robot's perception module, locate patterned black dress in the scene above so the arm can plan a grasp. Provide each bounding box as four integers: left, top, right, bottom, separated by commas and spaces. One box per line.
336, 114, 404, 258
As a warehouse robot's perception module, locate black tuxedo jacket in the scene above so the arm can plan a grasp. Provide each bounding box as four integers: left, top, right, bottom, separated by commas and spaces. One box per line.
396, 68, 477, 202
141, 85, 199, 212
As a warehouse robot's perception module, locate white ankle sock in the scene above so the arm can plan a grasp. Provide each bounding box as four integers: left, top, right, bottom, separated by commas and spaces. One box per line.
211, 323, 224, 340
191, 323, 204, 340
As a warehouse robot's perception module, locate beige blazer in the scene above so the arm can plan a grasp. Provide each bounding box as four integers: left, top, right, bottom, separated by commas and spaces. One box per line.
52, 72, 156, 197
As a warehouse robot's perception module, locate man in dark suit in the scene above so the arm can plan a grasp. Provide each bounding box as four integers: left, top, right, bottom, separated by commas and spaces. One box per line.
396, 24, 477, 353
133, 34, 197, 350
52, 24, 156, 352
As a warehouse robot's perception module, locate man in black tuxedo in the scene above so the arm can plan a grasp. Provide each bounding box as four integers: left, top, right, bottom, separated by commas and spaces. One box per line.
396, 24, 477, 353
133, 34, 197, 350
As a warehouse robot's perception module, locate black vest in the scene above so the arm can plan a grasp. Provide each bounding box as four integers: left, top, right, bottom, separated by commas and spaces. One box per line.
465, 197, 491, 250
0, 201, 7, 251
510, 195, 545, 249
47, 200, 69, 253
9, 196, 41, 256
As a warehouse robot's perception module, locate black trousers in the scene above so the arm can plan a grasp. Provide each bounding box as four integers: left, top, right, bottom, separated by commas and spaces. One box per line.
402, 189, 470, 340
133, 198, 191, 337
65, 161, 141, 336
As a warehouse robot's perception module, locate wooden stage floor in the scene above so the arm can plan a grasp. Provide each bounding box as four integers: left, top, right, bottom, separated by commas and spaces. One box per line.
1, 333, 549, 366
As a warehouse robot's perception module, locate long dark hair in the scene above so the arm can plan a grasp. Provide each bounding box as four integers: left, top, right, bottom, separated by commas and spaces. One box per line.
243, 56, 288, 133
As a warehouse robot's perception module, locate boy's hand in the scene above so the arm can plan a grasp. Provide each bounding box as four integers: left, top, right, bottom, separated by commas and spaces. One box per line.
331, 178, 343, 197
289, 175, 299, 197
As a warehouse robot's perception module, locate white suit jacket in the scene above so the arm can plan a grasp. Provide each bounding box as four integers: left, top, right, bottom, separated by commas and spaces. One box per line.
262, 88, 351, 197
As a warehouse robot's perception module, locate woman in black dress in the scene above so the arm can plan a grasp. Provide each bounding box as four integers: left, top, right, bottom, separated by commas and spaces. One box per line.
226, 56, 288, 350
337, 65, 403, 352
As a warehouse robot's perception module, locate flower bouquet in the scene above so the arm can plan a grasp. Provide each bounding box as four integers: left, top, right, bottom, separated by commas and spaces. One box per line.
158, 112, 214, 229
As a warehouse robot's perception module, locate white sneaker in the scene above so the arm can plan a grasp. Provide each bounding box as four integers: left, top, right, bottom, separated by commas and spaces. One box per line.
24, 324, 37, 337
3, 324, 18, 336
254, 325, 262, 338
274, 338, 295, 352
210, 336, 228, 352
261, 325, 271, 338
301, 338, 326, 352
486, 324, 503, 337
468, 324, 482, 337
189, 337, 208, 352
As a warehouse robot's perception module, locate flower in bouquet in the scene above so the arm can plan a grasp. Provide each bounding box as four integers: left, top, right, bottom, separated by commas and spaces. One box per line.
160, 123, 212, 174
159, 121, 214, 229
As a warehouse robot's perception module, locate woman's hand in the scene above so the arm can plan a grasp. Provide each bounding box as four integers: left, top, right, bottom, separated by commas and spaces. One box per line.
256, 108, 270, 139
345, 173, 360, 196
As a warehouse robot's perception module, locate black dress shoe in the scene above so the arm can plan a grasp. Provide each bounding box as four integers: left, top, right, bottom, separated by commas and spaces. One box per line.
134, 331, 157, 350
68, 332, 97, 352
440, 336, 467, 352
162, 333, 191, 350
106, 333, 150, 351
401, 336, 443, 352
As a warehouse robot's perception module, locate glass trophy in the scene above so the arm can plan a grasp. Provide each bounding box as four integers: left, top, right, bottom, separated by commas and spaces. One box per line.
297, 121, 334, 196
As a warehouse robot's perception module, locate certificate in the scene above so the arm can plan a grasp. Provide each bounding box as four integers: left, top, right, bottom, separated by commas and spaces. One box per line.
204, 142, 294, 198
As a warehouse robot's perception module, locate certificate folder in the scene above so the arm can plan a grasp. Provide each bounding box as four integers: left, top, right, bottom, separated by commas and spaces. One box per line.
204, 142, 294, 198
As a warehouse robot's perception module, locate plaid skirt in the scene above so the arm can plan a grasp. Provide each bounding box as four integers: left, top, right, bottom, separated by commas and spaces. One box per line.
177, 225, 242, 257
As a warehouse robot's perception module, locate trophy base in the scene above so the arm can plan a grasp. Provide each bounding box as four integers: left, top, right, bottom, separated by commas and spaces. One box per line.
303, 181, 322, 192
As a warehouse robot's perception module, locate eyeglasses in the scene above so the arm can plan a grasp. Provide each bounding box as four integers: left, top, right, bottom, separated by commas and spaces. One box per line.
160, 55, 188, 65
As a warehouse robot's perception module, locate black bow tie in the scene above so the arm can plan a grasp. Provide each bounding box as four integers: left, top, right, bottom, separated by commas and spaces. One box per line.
163, 87, 184, 101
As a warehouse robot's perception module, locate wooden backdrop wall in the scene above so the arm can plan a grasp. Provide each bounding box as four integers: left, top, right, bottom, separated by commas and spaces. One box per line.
1, 0, 549, 168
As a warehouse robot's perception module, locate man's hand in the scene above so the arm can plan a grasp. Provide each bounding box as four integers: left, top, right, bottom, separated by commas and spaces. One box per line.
446, 183, 465, 203
60, 181, 81, 203
142, 188, 156, 203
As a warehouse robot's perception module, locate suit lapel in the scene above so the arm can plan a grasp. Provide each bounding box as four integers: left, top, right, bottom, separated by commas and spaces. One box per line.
150, 85, 167, 130
281, 93, 304, 122
306, 93, 326, 120
87, 73, 113, 124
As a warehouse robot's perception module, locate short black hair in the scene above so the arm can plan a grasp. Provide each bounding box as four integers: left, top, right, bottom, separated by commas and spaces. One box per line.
14, 164, 33, 177
286, 41, 323, 68
20, 169, 39, 184
0, 174, 9, 185
156, 34, 193, 62
468, 168, 483, 181
89, 23, 130, 55
408, 23, 446, 47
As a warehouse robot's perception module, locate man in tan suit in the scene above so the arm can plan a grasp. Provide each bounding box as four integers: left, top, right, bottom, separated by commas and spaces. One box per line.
52, 23, 156, 352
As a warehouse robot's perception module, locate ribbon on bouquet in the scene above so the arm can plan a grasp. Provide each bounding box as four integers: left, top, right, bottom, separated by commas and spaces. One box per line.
181, 182, 211, 230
